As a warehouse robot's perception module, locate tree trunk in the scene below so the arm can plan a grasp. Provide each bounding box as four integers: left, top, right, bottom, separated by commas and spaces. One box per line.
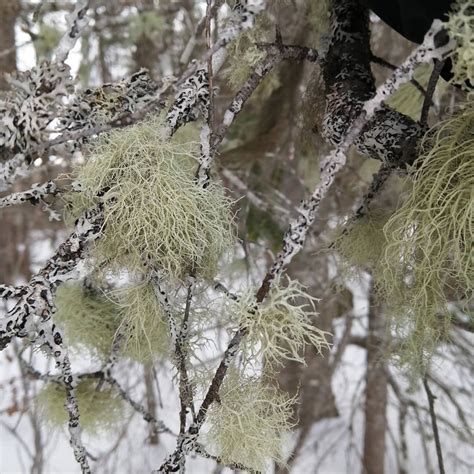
0, 0, 27, 286
144, 365, 159, 444
0, 0, 19, 90
362, 283, 389, 474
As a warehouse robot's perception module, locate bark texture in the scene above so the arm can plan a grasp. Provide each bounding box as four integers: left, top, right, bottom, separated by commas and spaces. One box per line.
362, 285, 389, 474
322, 0, 424, 167
0, 0, 20, 90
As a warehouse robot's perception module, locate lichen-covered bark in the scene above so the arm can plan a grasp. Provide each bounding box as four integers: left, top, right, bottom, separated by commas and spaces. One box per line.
322, 0, 425, 167
157, 14, 452, 473
54, 1, 89, 64
0, 181, 58, 209
36, 320, 91, 473
0, 204, 104, 350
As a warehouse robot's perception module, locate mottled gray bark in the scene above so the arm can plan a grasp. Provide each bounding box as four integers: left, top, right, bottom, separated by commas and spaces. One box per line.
322, 0, 424, 167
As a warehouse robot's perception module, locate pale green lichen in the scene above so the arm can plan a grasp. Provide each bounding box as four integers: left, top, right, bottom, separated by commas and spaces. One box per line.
309, 0, 331, 46
229, 277, 330, 366
205, 371, 294, 472
68, 116, 236, 281
226, 14, 280, 99
331, 213, 391, 273
54, 280, 171, 365
36, 380, 125, 435
380, 104, 474, 371
54, 282, 121, 359
386, 63, 447, 120
116, 281, 170, 365
444, 0, 474, 89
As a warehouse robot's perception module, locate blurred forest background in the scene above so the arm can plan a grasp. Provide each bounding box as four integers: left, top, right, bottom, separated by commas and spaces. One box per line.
0, 1, 472, 473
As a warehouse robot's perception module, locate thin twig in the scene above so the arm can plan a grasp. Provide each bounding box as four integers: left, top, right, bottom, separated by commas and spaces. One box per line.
370, 53, 428, 97
176, 276, 196, 435
420, 59, 445, 125
423, 376, 445, 474
328, 164, 392, 250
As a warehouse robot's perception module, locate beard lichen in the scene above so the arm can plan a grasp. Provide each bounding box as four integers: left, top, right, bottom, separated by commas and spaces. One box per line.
228, 277, 330, 366
331, 213, 391, 275
36, 379, 125, 435
386, 63, 447, 120
68, 116, 235, 282
226, 13, 280, 100
204, 371, 294, 472
380, 104, 474, 371
444, 0, 474, 89
54, 280, 171, 365
54, 282, 121, 359
115, 281, 170, 365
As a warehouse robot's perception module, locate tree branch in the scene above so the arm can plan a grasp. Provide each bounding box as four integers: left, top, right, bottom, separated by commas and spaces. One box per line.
423, 376, 445, 474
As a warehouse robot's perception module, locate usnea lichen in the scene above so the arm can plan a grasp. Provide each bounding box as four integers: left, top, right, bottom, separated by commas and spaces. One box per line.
116, 281, 170, 364
54, 282, 121, 359
444, 0, 474, 89
380, 104, 474, 370
229, 277, 330, 366
226, 14, 280, 99
69, 117, 235, 281
386, 63, 446, 120
36, 380, 125, 435
205, 371, 294, 472
54, 280, 171, 364
331, 213, 391, 273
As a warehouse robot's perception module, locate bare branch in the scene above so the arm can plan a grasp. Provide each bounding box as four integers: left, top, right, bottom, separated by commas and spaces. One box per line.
423, 377, 446, 474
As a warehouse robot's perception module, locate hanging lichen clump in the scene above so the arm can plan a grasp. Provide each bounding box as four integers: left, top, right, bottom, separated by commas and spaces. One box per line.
54, 282, 121, 360
36, 380, 126, 435
204, 370, 294, 472
226, 12, 280, 100
115, 281, 170, 365
380, 104, 474, 371
67, 116, 235, 282
330, 212, 391, 275
444, 0, 474, 89
386, 63, 446, 120
54, 280, 171, 364
228, 277, 329, 367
